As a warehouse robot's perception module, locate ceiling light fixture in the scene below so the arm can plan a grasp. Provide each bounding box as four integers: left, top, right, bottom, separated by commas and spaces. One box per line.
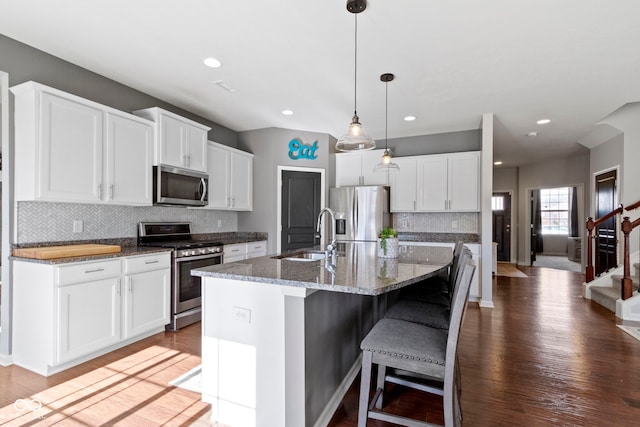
203, 57, 222, 68
282, 109, 294, 116
537, 118, 551, 125
494, 161, 503, 165
375, 73, 399, 173
404, 115, 416, 122
335, 0, 375, 152
527, 131, 538, 137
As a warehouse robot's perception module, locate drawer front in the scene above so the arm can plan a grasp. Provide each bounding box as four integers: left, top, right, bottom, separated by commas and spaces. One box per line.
56, 259, 121, 286
246, 241, 267, 257
224, 243, 246, 258
123, 252, 171, 275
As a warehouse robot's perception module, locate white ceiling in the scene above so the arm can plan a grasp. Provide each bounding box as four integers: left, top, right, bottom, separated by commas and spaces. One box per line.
2, 0, 640, 167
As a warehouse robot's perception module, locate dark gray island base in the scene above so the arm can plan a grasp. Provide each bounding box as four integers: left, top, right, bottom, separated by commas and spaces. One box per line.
192, 242, 452, 427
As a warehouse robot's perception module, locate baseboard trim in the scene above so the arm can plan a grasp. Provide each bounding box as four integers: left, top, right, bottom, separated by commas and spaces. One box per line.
0, 353, 13, 366
314, 354, 362, 427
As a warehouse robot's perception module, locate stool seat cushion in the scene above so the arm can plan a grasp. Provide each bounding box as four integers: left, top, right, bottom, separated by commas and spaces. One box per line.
361, 318, 448, 379
385, 299, 450, 330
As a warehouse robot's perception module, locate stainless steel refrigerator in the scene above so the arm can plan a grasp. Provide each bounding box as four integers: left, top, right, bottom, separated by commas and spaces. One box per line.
329, 186, 390, 242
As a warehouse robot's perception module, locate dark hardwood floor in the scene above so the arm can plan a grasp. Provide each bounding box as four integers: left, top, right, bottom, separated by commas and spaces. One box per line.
329, 265, 640, 426
2, 265, 640, 426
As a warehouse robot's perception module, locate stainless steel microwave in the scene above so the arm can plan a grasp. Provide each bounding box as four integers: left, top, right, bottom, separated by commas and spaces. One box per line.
153, 165, 208, 207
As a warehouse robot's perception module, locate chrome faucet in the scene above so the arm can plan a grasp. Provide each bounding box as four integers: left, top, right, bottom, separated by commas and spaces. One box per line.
315, 207, 336, 255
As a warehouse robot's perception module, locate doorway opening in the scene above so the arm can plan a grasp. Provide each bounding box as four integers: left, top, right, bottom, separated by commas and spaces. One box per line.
492, 192, 511, 262
528, 185, 584, 272
276, 166, 324, 253
594, 170, 617, 276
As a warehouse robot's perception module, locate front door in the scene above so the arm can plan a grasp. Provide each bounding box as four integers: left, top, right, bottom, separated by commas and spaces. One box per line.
492, 192, 511, 262
281, 170, 321, 252
595, 170, 617, 275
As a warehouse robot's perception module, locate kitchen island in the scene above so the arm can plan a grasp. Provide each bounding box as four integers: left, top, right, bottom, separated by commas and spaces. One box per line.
192, 242, 452, 427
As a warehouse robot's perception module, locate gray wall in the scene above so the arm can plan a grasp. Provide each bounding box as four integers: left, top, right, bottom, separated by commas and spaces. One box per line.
386, 129, 481, 157
238, 127, 335, 253
517, 153, 590, 265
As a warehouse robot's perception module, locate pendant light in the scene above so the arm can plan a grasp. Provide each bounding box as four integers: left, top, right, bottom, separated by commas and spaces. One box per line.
374, 73, 400, 172
335, 0, 376, 152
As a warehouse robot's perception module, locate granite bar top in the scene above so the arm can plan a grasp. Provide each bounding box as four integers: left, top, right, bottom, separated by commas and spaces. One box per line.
192, 241, 452, 296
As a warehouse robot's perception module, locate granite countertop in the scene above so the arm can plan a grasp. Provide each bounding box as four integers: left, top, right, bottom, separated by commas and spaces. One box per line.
192, 241, 452, 296
10, 245, 173, 265
10, 232, 269, 265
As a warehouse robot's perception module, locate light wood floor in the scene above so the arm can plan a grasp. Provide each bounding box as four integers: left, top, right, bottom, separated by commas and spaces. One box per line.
3, 265, 640, 426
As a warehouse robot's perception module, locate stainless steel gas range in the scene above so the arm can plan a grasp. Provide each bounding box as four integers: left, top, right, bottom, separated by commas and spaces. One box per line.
138, 222, 223, 330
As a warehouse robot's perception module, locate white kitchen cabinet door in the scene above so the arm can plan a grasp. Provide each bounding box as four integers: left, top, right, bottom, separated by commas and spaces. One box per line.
133, 107, 210, 172
123, 268, 170, 339
38, 91, 104, 202
206, 142, 253, 211
207, 142, 232, 209
57, 277, 121, 364
159, 113, 186, 169
335, 152, 363, 186
416, 155, 448, 211
185, 124, 208, 172
335, 150, 387, 186
230, 150, 253, 210
105, 112, 153, 205
448, 152, 480, 211
389, 157, 417, 211
361, 150, 389, 185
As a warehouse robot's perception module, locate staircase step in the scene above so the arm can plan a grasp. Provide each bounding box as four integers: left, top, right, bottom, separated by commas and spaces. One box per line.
590, 286, 619, 312
610, 274, 640, 290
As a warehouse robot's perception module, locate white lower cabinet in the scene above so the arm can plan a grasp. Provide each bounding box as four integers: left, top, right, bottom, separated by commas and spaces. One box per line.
13, 252, 170, 376
57, 276, 122, 364
223, 240, 267, 263
122, 255, 171, 339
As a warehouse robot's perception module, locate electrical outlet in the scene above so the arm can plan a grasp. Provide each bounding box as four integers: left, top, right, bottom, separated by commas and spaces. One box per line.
232, 306, 251, 323
451, 221, 458, 229
401, 220, 408, 228
218, 219, 223, 227
73, 220, 83, 233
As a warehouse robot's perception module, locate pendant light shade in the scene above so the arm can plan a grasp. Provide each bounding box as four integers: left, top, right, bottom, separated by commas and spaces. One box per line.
336, 0, 375, 152
374, 73, 400, 172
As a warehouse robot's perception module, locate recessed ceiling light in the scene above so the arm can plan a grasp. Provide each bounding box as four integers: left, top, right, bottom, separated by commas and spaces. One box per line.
203, 57, 222, 68
282, 110, 294, 116
404, 115, 416, 122
494, 161, 503, 165
527, 131, 538, 137
536, 119, 551, 125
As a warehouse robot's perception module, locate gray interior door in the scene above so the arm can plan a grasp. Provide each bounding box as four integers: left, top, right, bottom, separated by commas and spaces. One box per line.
281, 170, 321, 252
595, 170, 617, 275
492, 192, 511, 262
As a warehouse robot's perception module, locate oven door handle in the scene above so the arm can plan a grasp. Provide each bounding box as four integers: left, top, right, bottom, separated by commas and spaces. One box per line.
175, 253, 223, 263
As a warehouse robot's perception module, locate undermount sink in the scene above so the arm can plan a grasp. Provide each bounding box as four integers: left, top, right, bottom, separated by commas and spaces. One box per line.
272, 250, 326, 262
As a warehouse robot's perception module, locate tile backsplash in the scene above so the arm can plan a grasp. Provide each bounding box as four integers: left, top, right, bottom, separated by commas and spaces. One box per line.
17, 201, 237, 244
393, 212, 478, 234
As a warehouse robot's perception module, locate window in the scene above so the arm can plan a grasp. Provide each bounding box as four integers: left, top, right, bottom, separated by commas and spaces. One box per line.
540, 187, 569, 235
492, 196, 504, 211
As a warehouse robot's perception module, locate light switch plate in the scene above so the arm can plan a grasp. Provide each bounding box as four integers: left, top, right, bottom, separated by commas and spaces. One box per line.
232, 306, 251, 323
73, 220, 83, 233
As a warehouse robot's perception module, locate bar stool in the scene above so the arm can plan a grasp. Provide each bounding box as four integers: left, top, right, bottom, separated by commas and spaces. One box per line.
357, 260, 476, 427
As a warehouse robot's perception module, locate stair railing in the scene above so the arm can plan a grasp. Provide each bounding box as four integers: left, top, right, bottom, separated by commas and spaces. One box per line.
586, 205, 624, 282
620, 202, 640, 299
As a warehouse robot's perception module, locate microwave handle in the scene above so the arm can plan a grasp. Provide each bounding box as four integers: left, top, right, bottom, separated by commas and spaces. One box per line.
199, 178, 207, 202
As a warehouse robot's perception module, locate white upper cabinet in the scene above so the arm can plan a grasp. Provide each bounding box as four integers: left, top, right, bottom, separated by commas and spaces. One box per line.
335, 150, 388, 186
105, 112, 153, 205
389, 157, 418, 211
390, 151, 480, 212
133, 107, 209, 172
206, 141, 254, 211
11, 81, 153, 205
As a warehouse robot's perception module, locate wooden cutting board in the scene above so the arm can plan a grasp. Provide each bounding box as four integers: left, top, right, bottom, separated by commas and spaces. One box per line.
13, 244, 122, 260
